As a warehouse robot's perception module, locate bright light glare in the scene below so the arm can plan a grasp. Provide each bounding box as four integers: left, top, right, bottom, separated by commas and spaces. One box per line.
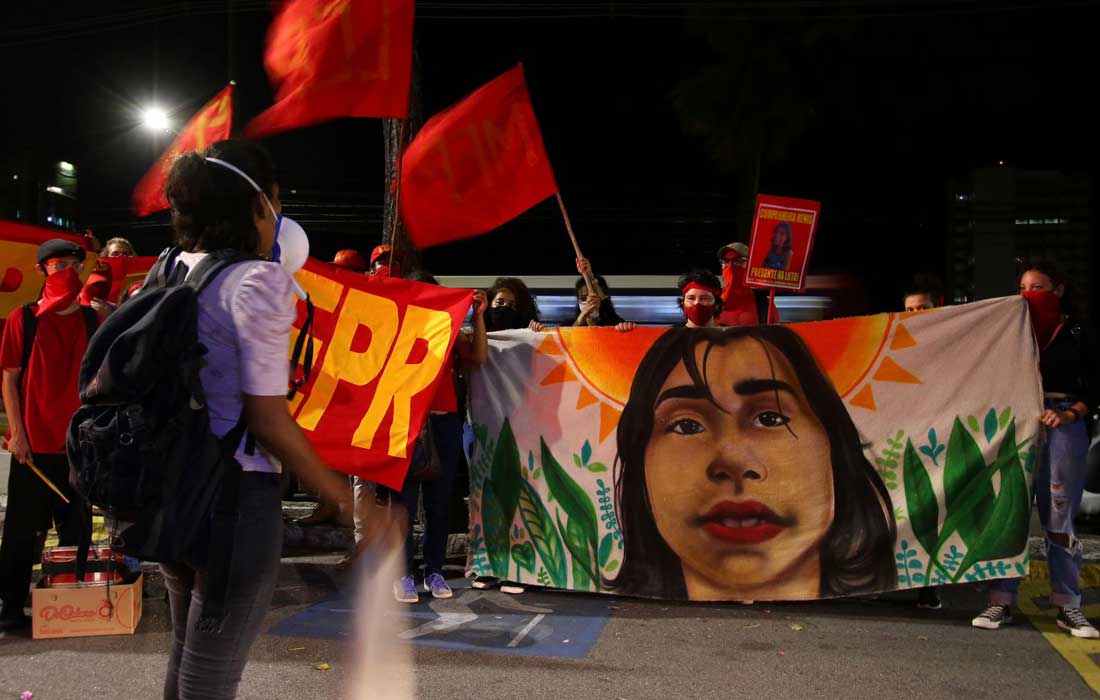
142, 107, 170, 132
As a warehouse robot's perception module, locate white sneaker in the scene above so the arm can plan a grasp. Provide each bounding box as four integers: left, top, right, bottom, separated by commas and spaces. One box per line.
1058, 608, 1100, 638
500, 581, 525, 595
972, 604, 1012, 630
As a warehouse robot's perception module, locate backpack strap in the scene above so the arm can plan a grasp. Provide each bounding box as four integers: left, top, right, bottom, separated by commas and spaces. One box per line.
19, 302, 38, 377
141, 248, 181, 292
287, 297, 315, 400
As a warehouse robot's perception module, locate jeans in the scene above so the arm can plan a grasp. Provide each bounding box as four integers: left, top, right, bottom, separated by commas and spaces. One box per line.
990, 399, 1090, 608
401, 413, 463, 577
160, 472, 283, 700
0, 453, 91, 617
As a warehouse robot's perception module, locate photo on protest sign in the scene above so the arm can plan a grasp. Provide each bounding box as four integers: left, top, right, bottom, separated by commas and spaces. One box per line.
745, 194, 820, 292
466, 297, 1040, 602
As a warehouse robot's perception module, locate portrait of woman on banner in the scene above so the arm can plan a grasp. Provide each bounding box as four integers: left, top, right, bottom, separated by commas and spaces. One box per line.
606, 326, 897, 601
762, 222, 795, 271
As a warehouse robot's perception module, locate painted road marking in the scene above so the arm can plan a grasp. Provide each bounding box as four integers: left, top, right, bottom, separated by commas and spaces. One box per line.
1016, 562, 1100, 696
270, 581, 610, 658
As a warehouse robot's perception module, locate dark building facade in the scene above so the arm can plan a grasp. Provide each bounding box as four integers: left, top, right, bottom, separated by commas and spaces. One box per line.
1, 151, 80, 232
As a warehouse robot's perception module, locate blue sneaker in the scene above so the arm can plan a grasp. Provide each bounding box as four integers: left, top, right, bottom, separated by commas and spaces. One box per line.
424, 573, 453, 599
394, 575, 419, 604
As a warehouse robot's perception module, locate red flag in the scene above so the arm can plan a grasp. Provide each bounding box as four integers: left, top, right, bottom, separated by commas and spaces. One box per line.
244, 0, 415, 138
289, 258, 472, 489
131, 84, 234, 216
400, 64, 558, 249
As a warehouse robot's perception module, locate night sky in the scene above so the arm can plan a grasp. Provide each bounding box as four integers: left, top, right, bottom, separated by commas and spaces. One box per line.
3, 1, 1097, 310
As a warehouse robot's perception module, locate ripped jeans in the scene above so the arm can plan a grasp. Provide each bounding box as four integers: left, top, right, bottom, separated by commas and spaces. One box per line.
990, 399, 1090, 608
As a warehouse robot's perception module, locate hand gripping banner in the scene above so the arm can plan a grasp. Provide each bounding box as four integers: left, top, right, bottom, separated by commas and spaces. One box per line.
466, 297, 1042, 601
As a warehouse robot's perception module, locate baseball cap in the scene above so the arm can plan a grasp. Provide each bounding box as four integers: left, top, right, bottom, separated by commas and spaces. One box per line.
370, 244, 398, 265
332, 249, 368, 272
716, 242, 749, 260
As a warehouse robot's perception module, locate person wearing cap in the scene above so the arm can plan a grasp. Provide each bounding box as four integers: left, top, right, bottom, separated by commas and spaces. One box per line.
715, 242, 761, 327
332, 249, 368, 273
0, 238, 96, 631
677, 269, 724, 328
370, 243, 401, 278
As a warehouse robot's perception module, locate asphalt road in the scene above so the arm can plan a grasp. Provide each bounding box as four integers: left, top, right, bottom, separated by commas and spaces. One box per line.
2, 553, 1098, 700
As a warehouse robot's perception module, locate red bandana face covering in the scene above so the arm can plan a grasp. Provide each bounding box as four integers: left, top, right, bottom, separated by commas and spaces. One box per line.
37, 267, 83, 317
684, 303, 717, 326
1022, 289, 1063, 349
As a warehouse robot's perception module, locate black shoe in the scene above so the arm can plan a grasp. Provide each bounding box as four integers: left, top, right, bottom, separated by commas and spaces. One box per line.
916, 587, 942, 610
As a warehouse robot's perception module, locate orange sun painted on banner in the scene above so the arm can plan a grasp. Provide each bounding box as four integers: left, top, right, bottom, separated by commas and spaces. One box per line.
536, 317, 923, 441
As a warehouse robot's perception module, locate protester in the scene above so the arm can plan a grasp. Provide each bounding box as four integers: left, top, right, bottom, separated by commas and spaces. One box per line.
900, 275, 944, 610
903, 274, 943, 312
0, 238, 96, 631
156, 140, 353, 698
677, 269, 723, 328
332, 248, 368, 273
486, 276, 546, 332
370, 243, 401, 278
393, 270, 489, 603
79, 259, 117, 318
103, 237, 137, 257
715, 242, 760, 327
971, 261, 1098, 638
572, 258, 634, 330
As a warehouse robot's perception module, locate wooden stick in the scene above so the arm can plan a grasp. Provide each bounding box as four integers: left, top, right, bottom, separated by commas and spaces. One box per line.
26, 458, 70, 504
767, 289, 778, 324
555, 192, 600, 298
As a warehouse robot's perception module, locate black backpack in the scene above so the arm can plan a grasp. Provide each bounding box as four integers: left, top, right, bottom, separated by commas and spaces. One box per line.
66, 248, 255, 627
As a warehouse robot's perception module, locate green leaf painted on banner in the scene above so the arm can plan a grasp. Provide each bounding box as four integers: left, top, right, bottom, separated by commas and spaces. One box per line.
943, 418, 995, 549
481, 480, 511, 579
951, 421, 1031, 583
560, 512, 598, 587
581, 439, 592, 465
903, 439, 938, 558
490, 420, 523, 526
966, 415, 980, 433
517, 481, 567, 587
542, 438, 600, 559
573, 454, 583, 468
598, 532, 616, 568
528, 450, 535, 469
983, 408, 998, 444
587, 462, 608, 473
998, 407, 1012, 430
511, 542, 536, 573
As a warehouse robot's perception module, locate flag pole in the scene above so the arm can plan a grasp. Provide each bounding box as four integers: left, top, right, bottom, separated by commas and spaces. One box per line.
555, 192, 600, 298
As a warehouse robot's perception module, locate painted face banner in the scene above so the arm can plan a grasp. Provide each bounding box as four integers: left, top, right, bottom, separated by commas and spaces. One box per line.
745, 194, 820, 292
290, 258, 472, 490
466, 297, 1042, 601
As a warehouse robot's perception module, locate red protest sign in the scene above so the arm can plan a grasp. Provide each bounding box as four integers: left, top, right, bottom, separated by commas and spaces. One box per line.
288, 259, 472, 489
744, 194, 820, 292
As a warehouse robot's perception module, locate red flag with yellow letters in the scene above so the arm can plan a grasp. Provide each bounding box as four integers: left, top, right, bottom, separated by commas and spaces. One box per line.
400, 64, 558, 249
288, 258, 472, 489
244, 0, 415, 137
131, 83, 234, 216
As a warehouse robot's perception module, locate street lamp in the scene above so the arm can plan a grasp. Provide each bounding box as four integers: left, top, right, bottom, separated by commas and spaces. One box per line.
141, 107, 170, 132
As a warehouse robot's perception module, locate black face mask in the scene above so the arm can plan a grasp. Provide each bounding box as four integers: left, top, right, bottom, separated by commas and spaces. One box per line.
490, 306, 522, 330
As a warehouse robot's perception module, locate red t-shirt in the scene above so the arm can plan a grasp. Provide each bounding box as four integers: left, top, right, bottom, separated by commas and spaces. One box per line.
0, 305, 89, 454
430, 353, 458, 414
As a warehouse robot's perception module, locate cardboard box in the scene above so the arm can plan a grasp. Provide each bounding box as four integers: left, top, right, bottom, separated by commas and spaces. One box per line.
32, 574, 143, 639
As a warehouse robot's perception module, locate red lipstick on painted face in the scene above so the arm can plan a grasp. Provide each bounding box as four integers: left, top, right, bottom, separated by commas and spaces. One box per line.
698, 500, 791, 544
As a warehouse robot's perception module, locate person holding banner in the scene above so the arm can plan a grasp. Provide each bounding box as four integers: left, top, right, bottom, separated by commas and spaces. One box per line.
156, 140, 353, 698
0, 238, 96, 631
486, 277, 546, 332
103, 237, 137, 258
393, 271, 489, 603
972, 262, 1099, 638
903, 274, 943, 313
572, 258, 633, 330
607, 325, 897, 601
677, 270, 724, 329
